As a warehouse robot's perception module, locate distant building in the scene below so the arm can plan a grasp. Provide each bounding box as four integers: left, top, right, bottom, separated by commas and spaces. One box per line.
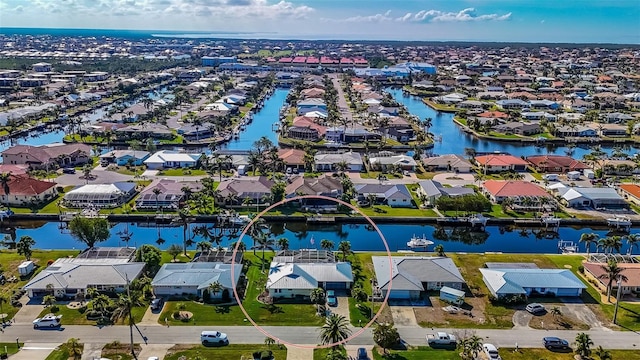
201, 56, 237, 66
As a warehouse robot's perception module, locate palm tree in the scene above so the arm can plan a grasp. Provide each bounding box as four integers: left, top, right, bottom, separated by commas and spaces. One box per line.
209, 281, 223, 299
276, 238, 289, 251
310, 287, 325, 314
373, 322, 400, 355
152, 188, 163, 213
458, 335, 484, 360
599, 260, 629, 302
337, 241, 351, 261
230, 241, 246, 252
550, 306, 562, 323
43, 295, 56, 307
91, 294, 111, 317
0, 294, 7, 324
264, 337, 275, 350
66, 338, 83, 360
595, 345, 612, 360
434, 244, 446, 257
256, 235, 275, 269
319, 314, 352, 349
0, 172, 11, 209
321, 239, 334, 251
196, 240, 212, 254
574, 332, 594, 359
625, 234, 640, 255
580, 233, 599, 257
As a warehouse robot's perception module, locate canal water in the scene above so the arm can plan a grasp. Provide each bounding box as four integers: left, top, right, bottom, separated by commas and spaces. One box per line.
7, 221, 638, 255
386, 88, 638, 159
223, 88, 289, 151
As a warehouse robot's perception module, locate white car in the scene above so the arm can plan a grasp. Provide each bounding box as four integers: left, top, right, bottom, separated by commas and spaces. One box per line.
483, 343, 502, 360
147, 357, 160, 360
200, 330, 229, 345
33, 313, 62, 329
525, 303, 546, 314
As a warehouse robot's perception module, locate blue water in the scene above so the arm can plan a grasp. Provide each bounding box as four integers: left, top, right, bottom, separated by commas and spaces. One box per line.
10, 221, 638, 255
224, 88, 289, 151
387, 88, 638, 159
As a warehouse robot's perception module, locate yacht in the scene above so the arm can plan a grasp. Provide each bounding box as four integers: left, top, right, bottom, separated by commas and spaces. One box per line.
607, 215, 632, 231
407, 234, 434, 249
468, 214, 488, 227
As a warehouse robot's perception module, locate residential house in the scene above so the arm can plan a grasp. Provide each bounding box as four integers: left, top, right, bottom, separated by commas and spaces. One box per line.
368, 153, 417, 171
136, 179, 202, 210
618, 183, 640, 205
528, 99, 559, 110
372, 256, 466, 300
64, 182, 137, 208
494, 122, 541, 136
521, 112, 557, 121
591, 123, 628, 137
314, 151, 363, 172
286, 174, 343, 211
151, 262, 242, 298
278, 148, 306, 171
297, 98, 327, 115
343, 127, 380, 142
583, 262, 640, 296
525, 155, 590, 173
23, 257, 145, 298
457, 100, 485, 110
1, 143, 91, 170
116, 123, 174, 140
417, 180, 475, 206
474, 154, 529, 173
0, 174, 57, 206
216, 177, 275, 205
99, 150, 150, 166
480, 267, 586, 298
496, 99, 529, 110
144, 151, 202, 170
555, 125, 597, 138
559, 187, 628, 209
354, 183, 413, 207
482, 180, 554, 209
421, 154, 472, 173
300, 88, 325, 99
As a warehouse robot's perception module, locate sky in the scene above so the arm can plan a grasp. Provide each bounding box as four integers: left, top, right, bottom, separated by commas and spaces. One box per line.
0, 0, 639, 43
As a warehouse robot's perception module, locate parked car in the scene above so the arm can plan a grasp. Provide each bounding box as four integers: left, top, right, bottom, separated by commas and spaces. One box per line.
356, 347, 369, 360
543, 337, 569, 350
150, 298, 164, 311
147, 357, 159, 360
33, 313, 62, 329
201, 330, 228, 345
62, 167, 76, 174
326, 290, 337, 307
526, 303, 546, 314
483, 343, 502, 360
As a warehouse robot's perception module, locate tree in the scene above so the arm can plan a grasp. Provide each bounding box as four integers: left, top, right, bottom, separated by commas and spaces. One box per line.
152, 188, 163, 213
135, 244, 162, 271
325, 349, 347, 360
110, 292, 143, 325
270, 181, 286, 203
91, 294, 111, 317
0, 172, 11, 209
196, 240, 212, 254
337, 241, 351, 261
17, 235, 35, 260
310, 288, 326, 314
209, 281, 223, 299
351, 284, 367, 302
321, 239, 334, 251
167, 244, 182, 262
277, 238, 289, 251
264, 337, 275, 350
574, 332, 594, 359
68, 216, 111, 248
319, 314, 352, 349
0, 294, 7, 323
595, 345, 612, 360
66, 338, 83, 360
599, 260, 629, 302
580, 233, 599, 257
373, 322, 400, 355
458, 334, 484, 360
550, 306, 562, 322
43, 294, 56, 307
434, 244, 446, 257
625, 234, 640, 255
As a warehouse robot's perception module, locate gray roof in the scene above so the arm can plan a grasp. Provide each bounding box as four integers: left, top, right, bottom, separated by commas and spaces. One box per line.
152, 262, 242, 290
355, 184, 412, 200
479, 268, 586, 296
484, 262, 539, 269
418, 180, 475, 198
266, 262, 353, 290
24, 258, 145, 291
372, 256, 465, 291
315, 152, 363, 165
99, 150, 150, 160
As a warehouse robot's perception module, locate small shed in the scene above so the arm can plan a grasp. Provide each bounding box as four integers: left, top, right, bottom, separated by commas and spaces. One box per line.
440, 286, 465, 305
18, 260, 35, 276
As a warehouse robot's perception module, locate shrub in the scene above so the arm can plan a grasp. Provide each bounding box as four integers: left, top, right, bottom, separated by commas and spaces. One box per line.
172, 310, 181, 319
578, 265, 584, 273
47, 260, 54, 266
78, 306, 87, 314
202, 289, 210, 303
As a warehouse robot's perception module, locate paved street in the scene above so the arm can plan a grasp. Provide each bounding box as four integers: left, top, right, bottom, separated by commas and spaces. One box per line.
3, 324, 640, 350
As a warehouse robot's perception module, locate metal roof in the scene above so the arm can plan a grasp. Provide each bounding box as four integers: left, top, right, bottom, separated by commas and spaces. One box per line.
479, 268, 586, 296
372, 256, 466, 291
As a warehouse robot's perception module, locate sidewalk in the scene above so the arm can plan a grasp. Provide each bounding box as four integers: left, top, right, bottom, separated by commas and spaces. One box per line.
8, 343, 57, 360
285, 346, 314, 360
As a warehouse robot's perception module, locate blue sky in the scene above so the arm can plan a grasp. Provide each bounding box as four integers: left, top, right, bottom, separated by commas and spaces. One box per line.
0, 0, 638, 43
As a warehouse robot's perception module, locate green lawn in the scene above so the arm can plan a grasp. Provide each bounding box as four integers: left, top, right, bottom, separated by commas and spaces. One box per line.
357, 205, 438, 217
348, 253, 394, 326
159, 253, 323, 326
164, 344, 287, 360
313, 347, 346, 360
359, 171, 403, 180
44, 342, 83, 360
157, 168, 207, 176
0, 342, 23, 356
372, 346, 459, 360
500, 348, 640, 360
488, 131, 522, 139
38, 298, 148, 325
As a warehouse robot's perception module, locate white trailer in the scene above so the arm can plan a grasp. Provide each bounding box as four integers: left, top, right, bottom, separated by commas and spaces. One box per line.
18, 260, 35, 276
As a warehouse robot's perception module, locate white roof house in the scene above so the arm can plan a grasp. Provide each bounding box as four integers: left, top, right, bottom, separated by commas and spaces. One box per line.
144, 150, 202, 170
151, 262, 242, 297
560, 187, 627, 209
64, 182, 137, 208
23, 258, 145, 297
266, 261, 353, 298
479, 268, 586, 298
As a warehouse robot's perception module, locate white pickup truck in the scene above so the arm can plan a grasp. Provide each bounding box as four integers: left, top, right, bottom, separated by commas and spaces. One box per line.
427, 332, 457, 346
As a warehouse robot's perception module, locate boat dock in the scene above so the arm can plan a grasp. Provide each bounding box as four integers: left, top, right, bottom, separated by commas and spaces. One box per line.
307, 216, 336, 224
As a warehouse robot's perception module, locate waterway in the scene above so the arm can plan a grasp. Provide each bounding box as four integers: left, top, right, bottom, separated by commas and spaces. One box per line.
223, 88, 289, 151
386, 88, 639, 159
5, 221, 638, 255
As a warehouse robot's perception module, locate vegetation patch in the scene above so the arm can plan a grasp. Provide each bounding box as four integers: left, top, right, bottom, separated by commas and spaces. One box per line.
164, 344, 286, 360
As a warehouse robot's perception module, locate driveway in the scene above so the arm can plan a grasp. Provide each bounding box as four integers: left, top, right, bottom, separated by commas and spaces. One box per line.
389, 306, 418, 327
137, 343, 174, 359
512, 310, 533, 329
561, 299, 607, 330
286, 346, 314, 360
80, 343, 104, 360
139, 306, 163, 326
12, 298, 45, 325
327, 296, 350, 322
7, 343, 56, 360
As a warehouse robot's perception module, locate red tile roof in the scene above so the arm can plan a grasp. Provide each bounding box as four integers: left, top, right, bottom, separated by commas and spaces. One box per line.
475, 154, 528, 166
292, 116, 327, 136
0, 174, 56, 196
525, 155, 589, 171
306, 57, 319, 64
277, 148, 305, 165
279, 57, 293, 63
292, 56, 307, 63
584, 262, 640, 287
483, 180, 551, 198
340, 58, 353, 64
619, 184, 640, 200
478, 111, 509, 118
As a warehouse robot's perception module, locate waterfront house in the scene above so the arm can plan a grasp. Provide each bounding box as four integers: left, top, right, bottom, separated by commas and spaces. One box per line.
1, 143, 91, 170
494, 121, 541, 136
559, 187, 628, 209
528, 99, 559, 110
216, 176, 275, 206
343, 127, 380, 142
151, 262, 242, 299
417, 180, 475, 206
23, 256, 145, 298
618, 183, 640, 205
99, 150, 150, 166
457, 100, 485, 109
368, 153, 417, 171
525, 155, 590, 173
474, 154, 529, 173
372, 256, 466, 300
555, 125, 597, 138
144, 150, 202, 170
64, 182, 137, 208
136, 179, 202, 210
314, 151, 363, 172
278, 148, 306, 172
482, 180, 554, 209
354, 183, 413, 207
297, 98, 327, 115
421, 154, 472, 173
0, 174, 57, 206
479, 268, 586, 299
521, 111, 557, 121
286, 174, 342, 211
116, 123, 174, 140
591, 123, 628, 137
583, 262, 640, 296
300, 87, 325, 99
32, 62, 52, 72
496, 99, 529, 110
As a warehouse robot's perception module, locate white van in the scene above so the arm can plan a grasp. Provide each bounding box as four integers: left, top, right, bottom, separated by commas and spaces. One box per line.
200, 330, 228, 345
542, 174, 559, 181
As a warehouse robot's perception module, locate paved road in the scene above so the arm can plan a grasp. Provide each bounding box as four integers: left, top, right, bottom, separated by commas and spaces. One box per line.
329, 74, 353, 123
4, 324, 640, 349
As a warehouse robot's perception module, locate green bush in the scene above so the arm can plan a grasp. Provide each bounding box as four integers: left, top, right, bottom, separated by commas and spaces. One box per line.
578, 265, 584, 273
436, 193, 491, 212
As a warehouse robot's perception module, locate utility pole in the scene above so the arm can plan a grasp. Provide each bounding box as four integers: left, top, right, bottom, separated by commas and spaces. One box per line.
613, 277, 623, 324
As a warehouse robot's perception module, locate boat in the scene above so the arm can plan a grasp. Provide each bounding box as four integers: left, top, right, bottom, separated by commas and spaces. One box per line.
607, 215, 632, 231
229, 215, 250, 226
541, 215, 561, 228
468, 214, 488, 228
558, 240, 578, 254
407, 234, 434, 249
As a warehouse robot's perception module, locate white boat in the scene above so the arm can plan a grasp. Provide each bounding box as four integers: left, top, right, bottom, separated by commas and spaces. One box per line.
468, 214, 488, 227
229, 215, 250, 226
558, 240, 578, 254
407, 234, 434, 248
607, 215, 632, 228
541, 215, 560, 227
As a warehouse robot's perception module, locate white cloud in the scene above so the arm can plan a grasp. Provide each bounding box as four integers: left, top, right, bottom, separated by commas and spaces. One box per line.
337, 8, 512, 23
